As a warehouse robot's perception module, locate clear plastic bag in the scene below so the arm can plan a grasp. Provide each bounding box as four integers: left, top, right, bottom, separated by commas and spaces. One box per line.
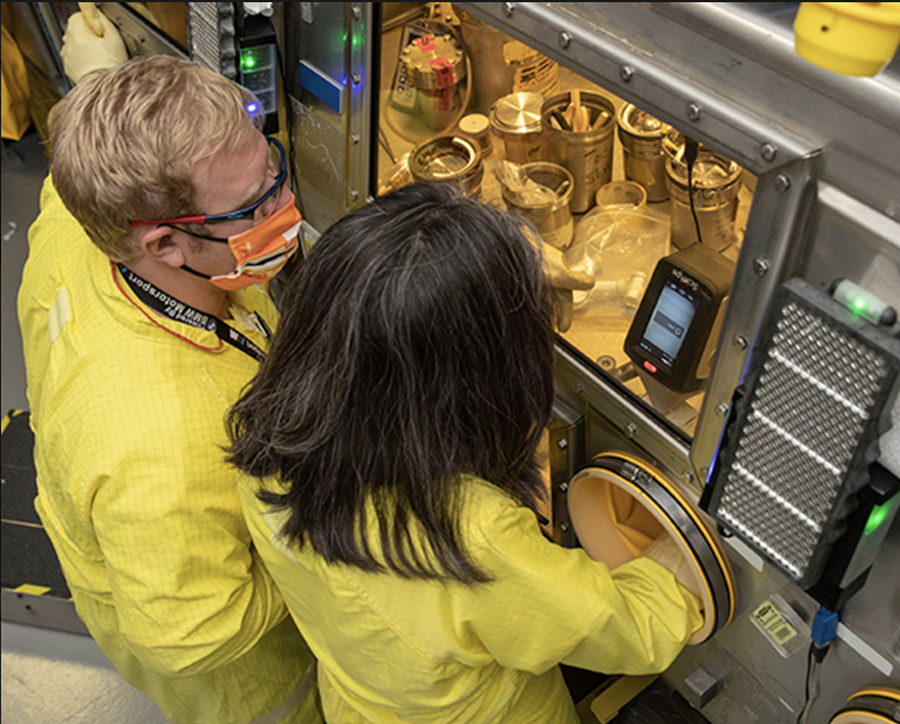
564, 206, 670, 315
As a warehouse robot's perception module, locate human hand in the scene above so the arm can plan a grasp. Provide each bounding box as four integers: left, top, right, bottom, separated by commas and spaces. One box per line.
61, 5, 128, 84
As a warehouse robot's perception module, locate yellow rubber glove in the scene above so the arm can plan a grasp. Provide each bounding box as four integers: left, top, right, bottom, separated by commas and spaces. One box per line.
60, 5, 128, 84
521, 226, 594, 332
542, 241, 594, 332
642, 532, 704, 605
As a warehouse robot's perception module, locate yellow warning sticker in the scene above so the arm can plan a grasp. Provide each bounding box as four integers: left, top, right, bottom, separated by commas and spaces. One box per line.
752, 600, 798, 645
13, 584, 51, 596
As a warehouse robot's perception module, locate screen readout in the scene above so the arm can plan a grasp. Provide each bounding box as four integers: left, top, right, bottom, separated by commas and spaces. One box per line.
640, 280, 700, 366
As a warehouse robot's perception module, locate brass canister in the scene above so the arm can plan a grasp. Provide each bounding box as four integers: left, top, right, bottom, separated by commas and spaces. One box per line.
409, 134, 484, 197
617, 104, 671, 202
540, 91, 616, 214
458, 10, 559, 115
500, 163, 575, 251
489, 92, 544, 165
401, 33, 467, 131
665, 149, 743, 251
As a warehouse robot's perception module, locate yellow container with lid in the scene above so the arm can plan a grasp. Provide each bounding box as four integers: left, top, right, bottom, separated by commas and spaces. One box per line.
794, 2, 900, 76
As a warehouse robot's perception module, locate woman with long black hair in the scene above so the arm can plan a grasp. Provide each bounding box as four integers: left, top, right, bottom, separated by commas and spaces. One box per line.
227, 181, 701, 724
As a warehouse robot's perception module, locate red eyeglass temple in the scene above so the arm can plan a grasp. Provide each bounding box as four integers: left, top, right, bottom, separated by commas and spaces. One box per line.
130, 216, 207, 227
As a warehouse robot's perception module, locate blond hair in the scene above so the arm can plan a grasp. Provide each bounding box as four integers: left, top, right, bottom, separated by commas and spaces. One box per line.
48, 55, 264, 261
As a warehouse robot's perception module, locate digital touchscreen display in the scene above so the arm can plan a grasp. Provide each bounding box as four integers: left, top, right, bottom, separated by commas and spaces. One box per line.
640, 280, 700, 366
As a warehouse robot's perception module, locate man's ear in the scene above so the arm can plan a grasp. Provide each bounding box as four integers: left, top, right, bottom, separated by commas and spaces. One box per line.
139, 227, 186, 269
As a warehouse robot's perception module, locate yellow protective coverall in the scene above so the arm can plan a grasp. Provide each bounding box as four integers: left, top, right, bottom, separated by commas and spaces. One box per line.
17, 177, 321, 724
239, 472, 703, 724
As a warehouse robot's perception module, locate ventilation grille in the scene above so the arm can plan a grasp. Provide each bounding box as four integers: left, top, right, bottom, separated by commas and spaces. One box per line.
706, 278, 899, 587
187, 3, 237, 79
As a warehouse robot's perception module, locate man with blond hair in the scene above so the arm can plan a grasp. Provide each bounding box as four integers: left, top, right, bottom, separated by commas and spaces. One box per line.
17, 55, 320, 724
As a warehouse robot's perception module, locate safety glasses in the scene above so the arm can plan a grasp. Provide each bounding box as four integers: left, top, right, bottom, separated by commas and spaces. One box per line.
130, 137, 287, 228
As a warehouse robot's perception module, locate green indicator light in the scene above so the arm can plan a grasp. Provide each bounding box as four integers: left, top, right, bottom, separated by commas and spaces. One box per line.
832, 279, 896, 326
241, 52, 256, 71
863, 500, 893, 535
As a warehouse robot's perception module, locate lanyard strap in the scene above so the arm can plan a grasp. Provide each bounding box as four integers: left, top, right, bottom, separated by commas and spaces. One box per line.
117, 264, 268, 362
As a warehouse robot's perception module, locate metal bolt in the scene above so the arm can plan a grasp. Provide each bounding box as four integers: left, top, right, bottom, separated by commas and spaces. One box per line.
116, 16, 123, 26
686, 102, 702, 121
620, 65, 634, 83
716, 402, 730, 417
733, 335, 748, 350
753, 257, 770, 276
350, 190, 360, 202
700, 466, 709, 478
625, 423, 638, 439
503, 2, 515, 16
352, 73, 361, 85
559, 32, 572, 49
574, 382, 585, 394
683, 470, 694, 484
557, 439, 568, 450
774, 173, 791, 193
351, 5, 361, 20
138, 34, 145, 43
760, 142, 778, 162
559, 482, 569, 493
560, 522, 569, 532
350, 133, 360, 145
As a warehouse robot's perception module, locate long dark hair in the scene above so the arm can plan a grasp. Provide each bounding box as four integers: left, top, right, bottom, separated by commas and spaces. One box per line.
227, 182, 556, 583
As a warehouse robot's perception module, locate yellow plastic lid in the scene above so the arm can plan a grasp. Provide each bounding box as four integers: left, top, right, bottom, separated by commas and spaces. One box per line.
794, 2, 900, 76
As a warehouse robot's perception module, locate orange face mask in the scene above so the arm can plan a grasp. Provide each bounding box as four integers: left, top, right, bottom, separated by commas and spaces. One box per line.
205, 188, 303, 291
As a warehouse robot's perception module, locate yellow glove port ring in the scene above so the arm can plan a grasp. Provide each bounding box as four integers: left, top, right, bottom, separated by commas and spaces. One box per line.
567, 452, 736, 645
829, 687, 900, 724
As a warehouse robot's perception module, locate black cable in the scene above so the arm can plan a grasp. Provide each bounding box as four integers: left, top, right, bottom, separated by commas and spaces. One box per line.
796, 640, 832, 724
684, 136, 703, 245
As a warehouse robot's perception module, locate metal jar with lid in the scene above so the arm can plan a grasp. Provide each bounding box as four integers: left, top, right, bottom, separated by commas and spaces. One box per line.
617, 104, 671, 202
489, 92, 544, 165
540, 91, 617, 214
458, 9, 559, 114
401, 33, 467, 132
409, 134, 484, 197
500, 162, 575, 251
665, 134, 743, 251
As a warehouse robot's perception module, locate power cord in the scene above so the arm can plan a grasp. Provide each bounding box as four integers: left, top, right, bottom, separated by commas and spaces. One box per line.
684, 136, 703, 245
796, 607, 838, 724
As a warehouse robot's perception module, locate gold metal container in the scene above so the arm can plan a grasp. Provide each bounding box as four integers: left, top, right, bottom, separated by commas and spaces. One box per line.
617, 104, 671, 202
409, 134, 484, 197
665, 148, 743, 252
458, 10, 559, 114
489, 92, 544, 166
401, 33, 467, 131
500, 162, 575, 251
540, 91, 617, 214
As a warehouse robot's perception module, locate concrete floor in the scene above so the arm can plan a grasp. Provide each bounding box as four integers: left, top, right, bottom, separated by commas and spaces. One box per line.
1, 129, 169, 723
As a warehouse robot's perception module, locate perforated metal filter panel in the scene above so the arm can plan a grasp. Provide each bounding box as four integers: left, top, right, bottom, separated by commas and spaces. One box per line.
706, 278, 900, 587
187, 3, 237, 79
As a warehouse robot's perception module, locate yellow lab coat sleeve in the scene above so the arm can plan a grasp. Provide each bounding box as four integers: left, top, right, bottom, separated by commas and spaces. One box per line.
453, 483, 703, 676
